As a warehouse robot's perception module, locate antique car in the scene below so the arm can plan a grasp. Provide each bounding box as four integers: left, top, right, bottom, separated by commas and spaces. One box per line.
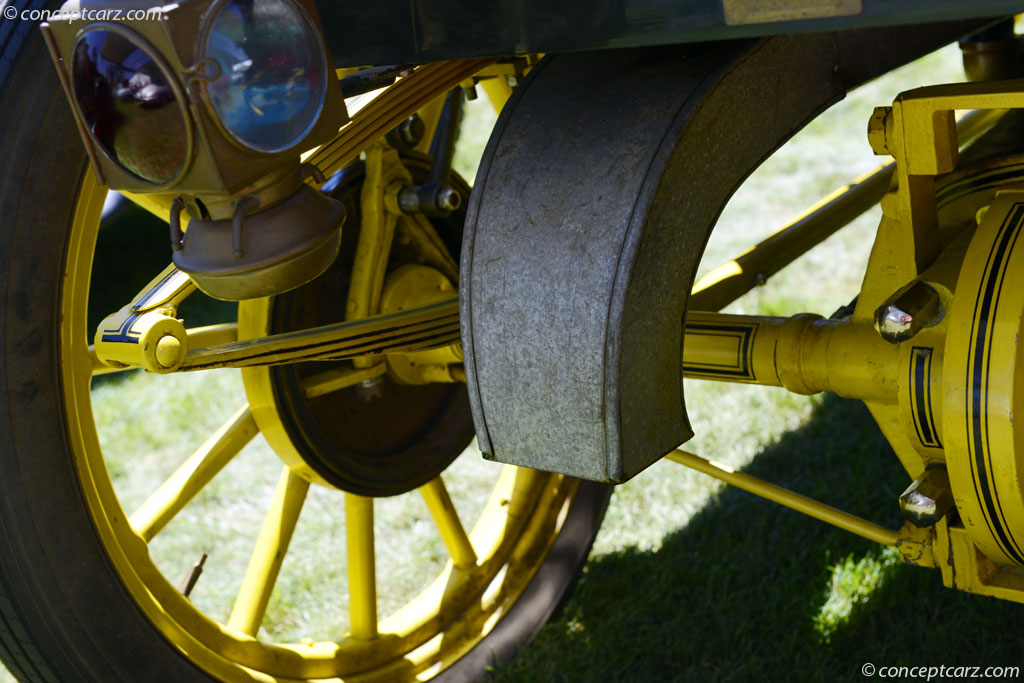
1, 0, 1024, 680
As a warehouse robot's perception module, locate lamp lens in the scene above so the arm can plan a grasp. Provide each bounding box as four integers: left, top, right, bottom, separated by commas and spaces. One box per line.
204, 0, 327, 152
72, 29, 187, 184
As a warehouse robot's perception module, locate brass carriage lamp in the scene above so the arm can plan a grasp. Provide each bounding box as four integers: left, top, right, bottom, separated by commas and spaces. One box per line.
41, 0, 350, 299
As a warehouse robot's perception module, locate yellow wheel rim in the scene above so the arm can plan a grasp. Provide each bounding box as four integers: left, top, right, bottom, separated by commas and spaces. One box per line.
59, 169, 580, 681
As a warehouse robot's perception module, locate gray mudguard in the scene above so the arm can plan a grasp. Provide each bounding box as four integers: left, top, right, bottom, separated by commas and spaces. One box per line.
460, 27, 978, 482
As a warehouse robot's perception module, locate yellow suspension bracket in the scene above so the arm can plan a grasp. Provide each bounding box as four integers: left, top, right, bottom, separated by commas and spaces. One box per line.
895, 517, 1024, 604
341, 143, 465, 384
470, 56, 538, 107
689, 108, 1005, 313
349, 144, 412, 322
93, 264, 196, 373
342, 140, 467, 384
849, 85, 1024, 477
346, 143, 413, 378
855, 82, 1023, 320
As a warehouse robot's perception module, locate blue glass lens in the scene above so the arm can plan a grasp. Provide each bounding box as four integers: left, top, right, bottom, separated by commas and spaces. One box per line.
72, 29, 186, 184
204, 0, 327, 152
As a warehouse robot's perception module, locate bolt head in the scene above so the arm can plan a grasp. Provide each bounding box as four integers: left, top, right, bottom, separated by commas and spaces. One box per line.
873, 281, 941, 344
899, 466, 953, 527
876, 305, 917, 344
867, 106, 892, 156
877, 304, 914, 340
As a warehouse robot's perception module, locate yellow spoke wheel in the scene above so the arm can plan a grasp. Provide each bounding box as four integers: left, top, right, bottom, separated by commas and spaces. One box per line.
0, 33, 609, 682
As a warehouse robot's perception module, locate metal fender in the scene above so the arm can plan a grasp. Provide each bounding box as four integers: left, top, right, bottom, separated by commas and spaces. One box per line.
461, 26, 986, 482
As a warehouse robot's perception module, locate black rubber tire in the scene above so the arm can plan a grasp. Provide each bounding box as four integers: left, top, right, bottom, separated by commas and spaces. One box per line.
0, 12, 211, 683
0, 18, 611, 683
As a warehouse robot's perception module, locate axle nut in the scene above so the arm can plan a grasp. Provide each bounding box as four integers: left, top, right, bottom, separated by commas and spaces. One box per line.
435, 186, 461, 212
873, 280, 941, 344
899, 466, 953, 527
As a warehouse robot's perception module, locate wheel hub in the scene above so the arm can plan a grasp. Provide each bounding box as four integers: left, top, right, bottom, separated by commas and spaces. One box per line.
943, 190, 1024, 567
239, 156, 473, 497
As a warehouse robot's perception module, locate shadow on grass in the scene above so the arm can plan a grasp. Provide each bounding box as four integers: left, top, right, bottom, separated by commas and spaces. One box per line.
497, 395, 1024, 682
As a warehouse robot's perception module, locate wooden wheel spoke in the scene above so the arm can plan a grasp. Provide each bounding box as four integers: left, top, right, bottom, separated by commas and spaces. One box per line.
228, 467, 310, 636
130, 406, 257, 541
346, 494, 378, 640
420, 477, 476, 569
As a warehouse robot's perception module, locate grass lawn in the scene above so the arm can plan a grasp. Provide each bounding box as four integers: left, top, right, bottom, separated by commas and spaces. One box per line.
4, 40, 1024, 683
